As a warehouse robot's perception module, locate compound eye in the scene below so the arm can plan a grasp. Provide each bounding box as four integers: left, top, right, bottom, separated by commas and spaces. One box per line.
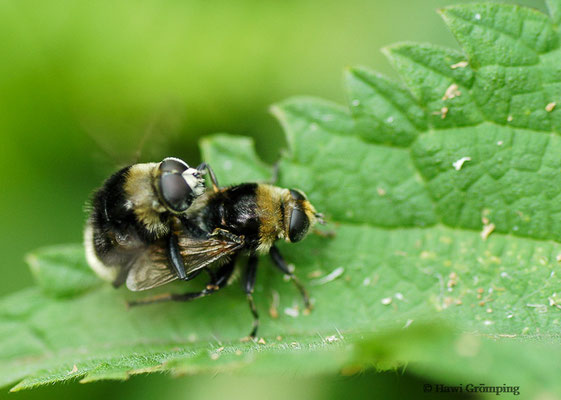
289, 208, 310, 242
160, 173, 192, 212
289, 189, 307, 201
160, 157, 189, 174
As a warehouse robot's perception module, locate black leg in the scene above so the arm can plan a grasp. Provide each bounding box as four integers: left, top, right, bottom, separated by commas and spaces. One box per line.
196, 162, 220, 192
243, 255, 259, 338
269, 245, 311, 311
128, 256, 237, 307
112, 264, 130, 288
168, 233, 187, 280
203, 267, 216, 284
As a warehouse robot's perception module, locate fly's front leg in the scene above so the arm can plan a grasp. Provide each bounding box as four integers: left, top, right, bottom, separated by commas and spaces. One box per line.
243, 255, 259, 338
196, 162, 220, 192
168, 232, 191, 280
269, 245, 311, 312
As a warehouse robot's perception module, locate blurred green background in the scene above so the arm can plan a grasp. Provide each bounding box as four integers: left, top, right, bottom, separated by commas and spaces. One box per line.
0, 0, 544, 398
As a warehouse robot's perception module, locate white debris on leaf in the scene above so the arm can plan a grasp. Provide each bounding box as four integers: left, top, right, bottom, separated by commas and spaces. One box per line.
497, 140, 503, 146
507, 115, 513, 122
447, 271, 458, 289
433, 107, 449, 119
548, 294, 561, 309
480, 210, 495, 241
403, 319, 413, 329
311, 267, 344, 286
442, 83, 461, 100
269, 290, 280, 319
325, 335, 339, 343
452, 157, 471, 171
481, 222, 495, 241
284, 305, 300, 318
381, 297, 392, 305
527, 303, 548, 313
450, 61, 468, 69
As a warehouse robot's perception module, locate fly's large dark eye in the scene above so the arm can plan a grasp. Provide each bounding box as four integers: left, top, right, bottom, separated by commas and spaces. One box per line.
160, 158, 188, 174
289, 208, 310, 242
289, 189, 306, 201
160, 173, 192, 212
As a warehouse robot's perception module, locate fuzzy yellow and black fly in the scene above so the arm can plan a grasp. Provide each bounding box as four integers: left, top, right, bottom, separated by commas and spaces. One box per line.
85, 159, 322, 337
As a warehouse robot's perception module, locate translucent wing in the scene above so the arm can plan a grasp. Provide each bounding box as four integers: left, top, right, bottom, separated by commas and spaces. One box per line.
125, 244, 177, 291
125, 233, 244, 292
177, 233, 244, 273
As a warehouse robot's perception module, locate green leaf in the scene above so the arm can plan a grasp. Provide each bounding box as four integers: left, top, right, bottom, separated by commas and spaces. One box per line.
439, 4, 558, 67
3, 2, 561, 397
547, 0, 561, 26
200, 134, 272, 184
26, 245, 102, 298
344, 66, 427, 146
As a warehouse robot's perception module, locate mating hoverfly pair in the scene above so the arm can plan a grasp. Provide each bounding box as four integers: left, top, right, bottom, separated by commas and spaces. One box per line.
84, 157, 323, 337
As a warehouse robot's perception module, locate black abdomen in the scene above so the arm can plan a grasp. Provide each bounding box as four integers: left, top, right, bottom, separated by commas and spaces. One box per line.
203, 183, 261, 249
90, 166, 148, 266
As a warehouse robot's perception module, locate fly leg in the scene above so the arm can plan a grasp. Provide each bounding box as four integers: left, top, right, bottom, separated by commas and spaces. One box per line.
167, 232, 196, 281
269, 245, 311, 312
196, 162, 220, 192
210, 228, 244, 244
168, 228, 234, 282
243, 255, 259, 338
128, 256, 237, 307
